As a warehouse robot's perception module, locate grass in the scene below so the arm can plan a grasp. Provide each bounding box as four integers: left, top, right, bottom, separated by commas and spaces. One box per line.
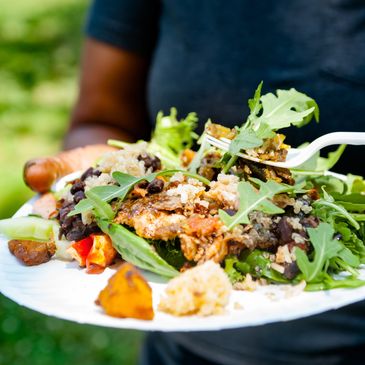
0, 1, 143, 363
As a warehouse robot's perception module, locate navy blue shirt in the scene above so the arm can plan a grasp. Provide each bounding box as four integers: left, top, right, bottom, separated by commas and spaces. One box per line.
86, 1, 365, 364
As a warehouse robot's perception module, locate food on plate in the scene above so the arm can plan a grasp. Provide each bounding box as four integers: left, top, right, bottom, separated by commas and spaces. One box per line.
24, 144, 116, 193
96, 263, 154, 320
1, 82, 365, 319
32, 192, 57, 219
8, 239, 56, 266
158, 261, 232, 316
69, 234, 117, 274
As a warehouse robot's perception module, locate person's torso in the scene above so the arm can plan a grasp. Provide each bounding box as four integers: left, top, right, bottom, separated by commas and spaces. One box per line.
147, 0, 365, 174
146, 2, 365, 363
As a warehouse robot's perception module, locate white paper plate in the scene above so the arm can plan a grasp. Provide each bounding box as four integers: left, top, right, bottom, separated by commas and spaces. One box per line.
1, 198, 365, 332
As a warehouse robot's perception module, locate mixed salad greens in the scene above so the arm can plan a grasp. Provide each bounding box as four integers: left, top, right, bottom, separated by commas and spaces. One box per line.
1, 83, 365, 292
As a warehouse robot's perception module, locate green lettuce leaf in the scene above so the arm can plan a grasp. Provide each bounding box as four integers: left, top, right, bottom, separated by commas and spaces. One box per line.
148, 108, 198, 168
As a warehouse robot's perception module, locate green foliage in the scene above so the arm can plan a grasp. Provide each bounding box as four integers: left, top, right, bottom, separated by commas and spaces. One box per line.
0, 0, 86, 219
0, 1, 143, 364
0, 294, 143, 365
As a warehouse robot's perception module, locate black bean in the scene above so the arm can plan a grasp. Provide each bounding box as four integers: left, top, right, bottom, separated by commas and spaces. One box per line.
223, 208, 237, 217
70, 180, 85, 194
84, 222, 100, 236
80, 167, 102, 181
73, 190, 86, 204
301, 216, 319, 228
137, 154, 161, 172
59, 204, 74, 221
66, 229, 86, 242
147, 178, 164, 194
276, 217, 293, 244
283, 262, 300, 280
136, 180, 149, 189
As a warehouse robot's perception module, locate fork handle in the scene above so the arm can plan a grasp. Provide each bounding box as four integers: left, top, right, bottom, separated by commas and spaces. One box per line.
310, 132, 365, 150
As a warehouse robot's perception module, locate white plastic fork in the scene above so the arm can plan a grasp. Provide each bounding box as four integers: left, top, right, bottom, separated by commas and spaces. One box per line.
206, 132, 365, 169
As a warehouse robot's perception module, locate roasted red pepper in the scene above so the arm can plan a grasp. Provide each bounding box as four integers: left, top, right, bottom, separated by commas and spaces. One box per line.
86, 234, 117, 274
67, 234, 117, 273
67, 236, 93, 267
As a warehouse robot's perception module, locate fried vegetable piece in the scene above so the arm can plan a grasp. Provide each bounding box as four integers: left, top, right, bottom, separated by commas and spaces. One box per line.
8, 239, 56, 266
96, 263, 154, 320
23, 144, 116, 193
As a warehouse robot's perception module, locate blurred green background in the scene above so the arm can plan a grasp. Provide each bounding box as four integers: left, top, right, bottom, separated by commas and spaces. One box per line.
0, 1, 143, 364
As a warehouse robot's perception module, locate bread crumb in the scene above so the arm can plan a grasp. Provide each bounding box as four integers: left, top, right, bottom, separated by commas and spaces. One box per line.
158, 261, 232, 316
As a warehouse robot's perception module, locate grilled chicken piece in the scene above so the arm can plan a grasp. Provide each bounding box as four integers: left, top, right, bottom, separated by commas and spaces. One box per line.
179, 216, 229, 264
8, 239, 56, 266
115, 193, 187, 241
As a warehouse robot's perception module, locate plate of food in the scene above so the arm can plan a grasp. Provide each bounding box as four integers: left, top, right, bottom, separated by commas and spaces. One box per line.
1, 83, 365, 332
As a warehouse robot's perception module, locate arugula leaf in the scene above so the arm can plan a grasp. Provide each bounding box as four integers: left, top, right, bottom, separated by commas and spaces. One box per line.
85, 189, 115, 220
68, 172, 152, 217
256, 88, 319, 130
248, 81, 263, 118
228, 85, 318, 158
313, 199, 360, 230
69, 169, 210, 217
305, 274, 365, 291
335, 221, 365, 263
98, 220, 178, 278
188, 133, 210, 173
345, 174, 365, 193
316, 144, 346, 171
229, 128, 264, 154
219, 179, 287, 229
295, 223, 342, 282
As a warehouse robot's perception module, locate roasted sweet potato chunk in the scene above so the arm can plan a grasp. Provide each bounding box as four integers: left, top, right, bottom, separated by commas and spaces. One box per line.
96, 263, 154, 320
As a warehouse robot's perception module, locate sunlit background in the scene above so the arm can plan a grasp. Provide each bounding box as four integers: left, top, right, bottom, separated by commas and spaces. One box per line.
0, 1, 143, 363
